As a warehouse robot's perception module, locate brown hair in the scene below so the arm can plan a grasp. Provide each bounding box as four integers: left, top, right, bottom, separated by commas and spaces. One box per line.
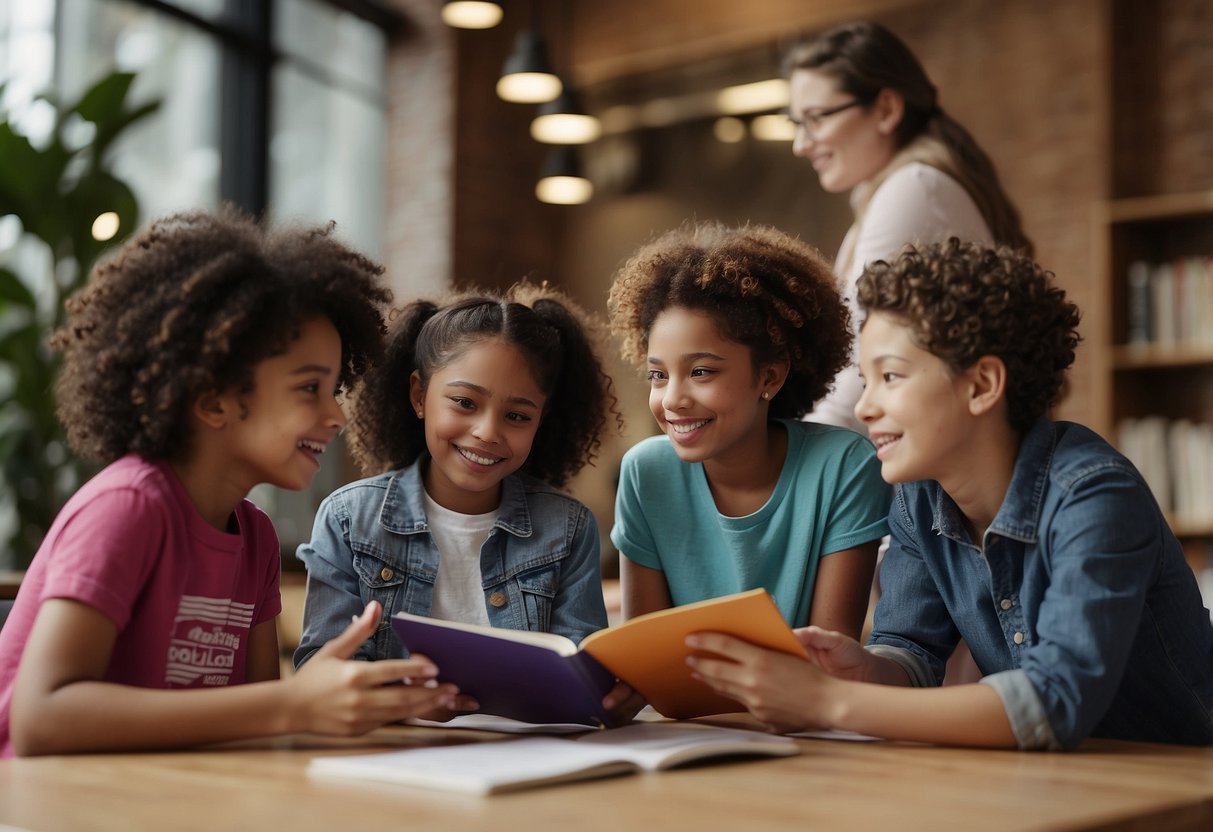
608, 222, 850, 419
786, 21, 1033, 255
52, 207, 391, 464
857, 238, 1080, 431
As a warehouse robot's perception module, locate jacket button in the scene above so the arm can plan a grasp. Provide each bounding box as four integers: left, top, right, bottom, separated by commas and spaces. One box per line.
1013, 631, 1025, 645
1000, 598, 1013, 611
380, 567, 394, 581
489, 591, 507, 608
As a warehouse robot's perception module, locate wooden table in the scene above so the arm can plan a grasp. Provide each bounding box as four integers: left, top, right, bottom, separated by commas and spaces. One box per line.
2, 718, 1211, 832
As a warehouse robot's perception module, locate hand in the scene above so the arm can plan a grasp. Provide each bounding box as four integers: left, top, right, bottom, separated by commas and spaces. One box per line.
685, 632, 844, 735
795, 626, 874, 682
601, 681, 646, 725
409, 694, 482, 724
284, 601, 459, 736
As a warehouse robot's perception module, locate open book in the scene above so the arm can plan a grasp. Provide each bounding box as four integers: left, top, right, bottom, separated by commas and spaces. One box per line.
308, 722, 799, 795
390, 588, 807, 726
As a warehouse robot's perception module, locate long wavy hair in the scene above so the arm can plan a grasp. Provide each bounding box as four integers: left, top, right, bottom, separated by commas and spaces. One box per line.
786, 21, 1032, 255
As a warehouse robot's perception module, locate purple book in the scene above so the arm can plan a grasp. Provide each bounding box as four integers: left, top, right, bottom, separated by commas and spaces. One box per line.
391, 614, 618, 727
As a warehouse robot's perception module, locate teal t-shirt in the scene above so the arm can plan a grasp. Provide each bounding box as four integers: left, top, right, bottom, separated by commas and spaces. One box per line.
610, 419, 890, 626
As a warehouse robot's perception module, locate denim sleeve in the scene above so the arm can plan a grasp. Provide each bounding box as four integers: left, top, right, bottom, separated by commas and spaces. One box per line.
980, 670, 1062, 750
293, 492, 374, 667
1017, 465, 1163, 750
548, 504, 609, 644
866, 492, 958, 685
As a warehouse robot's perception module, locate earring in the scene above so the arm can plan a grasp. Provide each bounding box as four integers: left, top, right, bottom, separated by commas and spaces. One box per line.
761, 391, 770, 401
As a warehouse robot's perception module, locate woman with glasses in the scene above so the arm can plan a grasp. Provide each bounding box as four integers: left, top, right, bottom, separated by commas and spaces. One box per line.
786, 21, 1032, 434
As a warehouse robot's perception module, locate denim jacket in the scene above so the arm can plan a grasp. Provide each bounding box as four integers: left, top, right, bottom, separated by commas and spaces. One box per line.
869, 419, 1213, 750
294, 458, 608, 666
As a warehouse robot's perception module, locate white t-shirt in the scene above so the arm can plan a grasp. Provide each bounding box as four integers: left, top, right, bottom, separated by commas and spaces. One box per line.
806, 162, 993, 433
424, 491, 497, 626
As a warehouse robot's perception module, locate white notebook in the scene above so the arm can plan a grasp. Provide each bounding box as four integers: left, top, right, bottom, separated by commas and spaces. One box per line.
308, 722, 799, 795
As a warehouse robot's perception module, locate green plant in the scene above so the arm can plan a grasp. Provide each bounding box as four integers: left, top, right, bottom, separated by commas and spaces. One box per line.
0, 71, 160, 568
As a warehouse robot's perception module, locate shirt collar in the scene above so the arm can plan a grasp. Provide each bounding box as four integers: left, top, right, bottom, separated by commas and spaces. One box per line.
378, 455, 534, 537
931, 417, 1056, 545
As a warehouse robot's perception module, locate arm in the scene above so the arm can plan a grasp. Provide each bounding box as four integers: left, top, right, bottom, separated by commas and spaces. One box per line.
10, 599, 457, 756
620, 556, 672, 620
244, 618, 282, 683
685, 632, 1015, 746
294, 495, 372, 667
807, 542, 878, 642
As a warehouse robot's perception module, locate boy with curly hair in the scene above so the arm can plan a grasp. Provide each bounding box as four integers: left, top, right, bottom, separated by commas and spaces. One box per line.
688, 238, 1213, 749
0, 209, 461, 757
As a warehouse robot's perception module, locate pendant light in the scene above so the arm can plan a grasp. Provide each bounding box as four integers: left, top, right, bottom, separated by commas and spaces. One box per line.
529, 2, 600, 144
531, 83, 602, 144
441, 1, 503, 29
535, 146, 592, 205
496, 0, 561, 105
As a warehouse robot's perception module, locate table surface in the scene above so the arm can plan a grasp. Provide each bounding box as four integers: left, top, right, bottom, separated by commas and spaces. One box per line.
2, 716, 1211, 832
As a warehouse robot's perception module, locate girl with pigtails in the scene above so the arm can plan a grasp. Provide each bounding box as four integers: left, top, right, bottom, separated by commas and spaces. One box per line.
295, 283, 622, 718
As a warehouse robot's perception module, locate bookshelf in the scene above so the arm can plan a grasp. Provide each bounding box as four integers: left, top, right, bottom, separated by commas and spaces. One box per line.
1094, 190, 1213, 591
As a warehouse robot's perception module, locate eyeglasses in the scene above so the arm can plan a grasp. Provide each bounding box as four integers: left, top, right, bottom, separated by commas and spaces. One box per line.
788, 99, 863, 139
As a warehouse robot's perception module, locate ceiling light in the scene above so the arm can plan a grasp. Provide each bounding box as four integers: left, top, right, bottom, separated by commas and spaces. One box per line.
536, 146, 592, 205
750, 114, 797, 141
531, 84, 601, 144
497, 30, 562, 104
441, 1, 503, 29
716, 79, 790, 116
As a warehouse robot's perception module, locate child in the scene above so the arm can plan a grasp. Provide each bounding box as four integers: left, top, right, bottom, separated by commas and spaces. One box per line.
294, 283, 619, 671
0, 209, 464, 757
687, 238, 1213, 749
606, 222, 890, 640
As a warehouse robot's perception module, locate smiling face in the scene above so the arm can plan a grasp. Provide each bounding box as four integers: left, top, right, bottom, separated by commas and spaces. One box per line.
854, 311, 979, 485
410, 336, 546, 515
218, 315, 347, 493
645, 306, 782, 469
789, 68, 898, 193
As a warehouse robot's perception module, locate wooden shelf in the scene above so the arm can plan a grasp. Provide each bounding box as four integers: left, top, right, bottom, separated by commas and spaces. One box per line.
1169, 516, 1213, 539
1113, 344, 1213, 369
1105, 191, 1213, 223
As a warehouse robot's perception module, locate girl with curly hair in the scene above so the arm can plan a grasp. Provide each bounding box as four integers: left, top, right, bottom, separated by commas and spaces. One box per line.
688, 239, 1213, 749
606, 222, 890, 647
0, 209, 463, 758
295, 282, 623, 717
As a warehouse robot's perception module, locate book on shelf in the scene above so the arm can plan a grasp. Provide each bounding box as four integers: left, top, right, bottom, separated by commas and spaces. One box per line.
1125, 256, 1213, 350
390, 587, 807, 726
307, 721, 800, 795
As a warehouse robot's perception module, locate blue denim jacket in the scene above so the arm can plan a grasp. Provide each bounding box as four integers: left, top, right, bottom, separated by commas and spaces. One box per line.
294, 458, 608, 666
869, 419, 1213, 750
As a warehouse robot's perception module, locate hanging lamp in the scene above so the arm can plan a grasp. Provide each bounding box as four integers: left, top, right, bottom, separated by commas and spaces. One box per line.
441, 1, 503, 29
535, 146, 592, 205
531, 82, 602, 144
497, 30, 561, 104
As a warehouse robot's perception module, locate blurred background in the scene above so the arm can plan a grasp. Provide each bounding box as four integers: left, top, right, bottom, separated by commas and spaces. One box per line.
1, 0, 1211, 607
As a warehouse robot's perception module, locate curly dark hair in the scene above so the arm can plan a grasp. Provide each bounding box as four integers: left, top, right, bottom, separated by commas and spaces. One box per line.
607, 222, 850, 418
856, 237, 1081, 432
347, 282, 621, 489
52, 207, 392, 464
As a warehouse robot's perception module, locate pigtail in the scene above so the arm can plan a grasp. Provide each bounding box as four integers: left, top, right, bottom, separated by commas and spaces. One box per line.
347, 300, 439, 475
527, 293, 621, 489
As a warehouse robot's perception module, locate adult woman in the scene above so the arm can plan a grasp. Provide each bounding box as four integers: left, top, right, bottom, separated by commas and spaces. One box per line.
787, 21, 1032, 432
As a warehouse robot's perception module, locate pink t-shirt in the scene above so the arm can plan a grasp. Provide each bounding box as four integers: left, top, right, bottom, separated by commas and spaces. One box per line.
0, 455, 282, 757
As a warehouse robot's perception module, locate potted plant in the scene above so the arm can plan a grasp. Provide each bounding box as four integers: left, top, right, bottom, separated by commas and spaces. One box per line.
0, 71, 159, 568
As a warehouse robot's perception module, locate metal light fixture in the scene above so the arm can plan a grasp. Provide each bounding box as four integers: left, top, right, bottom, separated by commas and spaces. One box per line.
535, 146, 592, 205
441, 1, 503, 29
497, 30, 562, 104
530, 82, 601, 144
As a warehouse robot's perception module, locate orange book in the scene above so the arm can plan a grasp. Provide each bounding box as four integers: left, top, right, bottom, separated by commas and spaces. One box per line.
392, 588, 807, 725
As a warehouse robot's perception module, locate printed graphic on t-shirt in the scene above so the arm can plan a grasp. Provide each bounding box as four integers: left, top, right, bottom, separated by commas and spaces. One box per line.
166, 596, 254, 686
